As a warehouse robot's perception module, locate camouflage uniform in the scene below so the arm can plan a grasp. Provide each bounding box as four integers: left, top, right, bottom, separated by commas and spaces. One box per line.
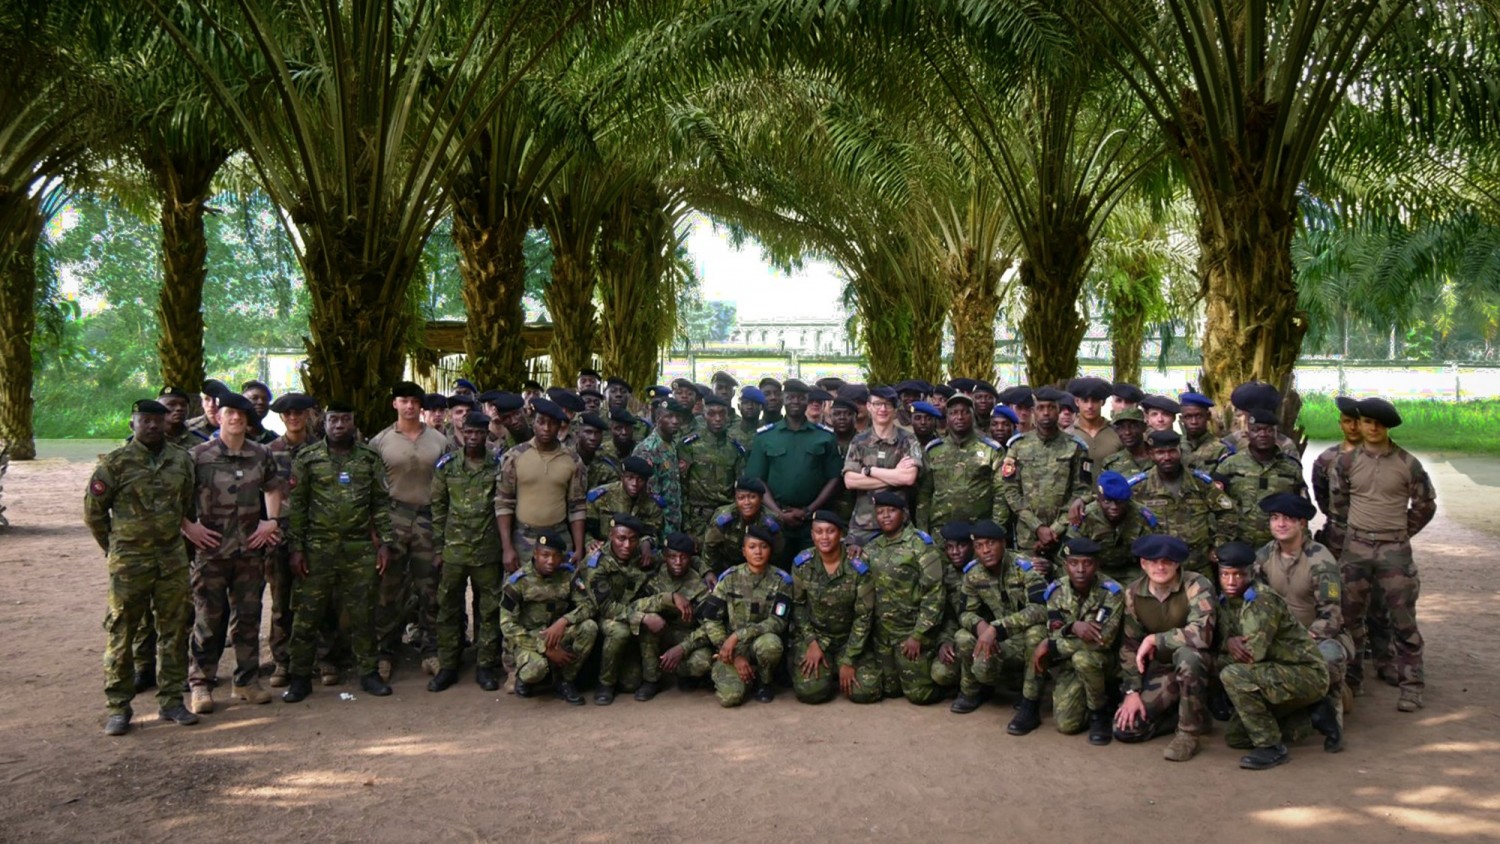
1313, 442, 1393, 678
1000, 430, 1092, 551
1222, 429, 1299, 460
1216, 585, 1329, 749
1180, 431, 1228, 472
790, 549, 878, 703
914, 429, 1007, 534
186, 414, 218, 440
1115, 571, 1217, 742
128, 425, 208, 677
632, 431, 686, 535
1215, 448, 1307, 547
1255, 540, 1351, 706
1042, 576, 1125, 733
431, 447, 504, 672
954, 555, 1049, 700
186, 438, 286, 688
729, 416, 760, 451
1100, 449, 1154, 478
864, 525, 946, 704
264, 434, 322, 672
678, 430, 747, 537
930, 562, 967, 691
368, 425, 449, 662
842, 426, 924, 534
584, 482, 665, 544
285, 442, 395, 678
582, 545, 657, 692
701, 504, 785, 575
85, 440, 197, 715
1127, 468, 1238, 578
1329, 443, 1436, 695
584, 453, 620, 490
702, 564, 792, 706
499, 561, 599, 686
1064, 501, 1158, 586
628, 564, 715, 684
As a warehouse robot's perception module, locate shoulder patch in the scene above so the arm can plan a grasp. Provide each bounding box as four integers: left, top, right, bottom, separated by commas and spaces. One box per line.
817, 423, 834, 434
89, 478, 108, 497
924, 437, 944, 452
682, 434, 700, 445
793, 549, 813, 567
1221, 440, 1238, 456
1103, 579, 1121, 594
586, 486, 608, 503
1127, 472, 1148, 486
1069, 434, 1090, 451
723, 565, 738, 578
762, 516, 780, 534
1192, 470, 1215, 485
714, 512, 734, 529
1244, 586, 1258, 602
756, 423, 775, 434
1043, 581, 1060, 600
506, 569, 527, 584
851, 558, 869, 575
435, 452, 457, 469
586, 551, 602, 569
653, 494, 667, 508
733, 440, 747, 456
1140, 506, 1158, 527
979, 436, 1000, 449
1015, 558, 1034, 572
915, 530, 933, 545
775, 568, 793, 584
963, 560, 978, 574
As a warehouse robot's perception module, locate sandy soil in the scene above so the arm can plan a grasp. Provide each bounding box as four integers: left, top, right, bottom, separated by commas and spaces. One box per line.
1, 442, 1498, 843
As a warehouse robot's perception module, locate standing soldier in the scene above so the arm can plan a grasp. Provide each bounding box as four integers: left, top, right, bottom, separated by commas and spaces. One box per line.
710, 371, 739, 420
428, 413, 505, 693
1032, 536, 1124, 744
1215, 408, 1308, 547
1311, 396, 1362, 556
730, 387, 765, 449
702, 478, 785, 575
1001, 387, 1092, 560
576, 367, 602, 395
971, 381, 999, 421
989, 406, 1018, 446
701, 524, 791, 706
584, 456, 665, 545
842, 386, 924, 539
997, 387, 1034, 435
574, 412, 619, 489
186, 379, 227, 438
264, 393, 323, 687
909, 401, 942, 449
183, 392, 287, 714
791, 511, 879, 704
1128, 430, 1238, 578
1224, 382, 1300, 458
1177, 392, 1228, 470
863, 491, 946, 705
86, 399, 202, 735
499, 532, 598, 705
1066, 471, 1159, 586
758, 377, 784, 425
744, 379, 844, 556
444, 394, 476, 450
157, 386, 210, 451
916, 393, 1006, 533
1110, 383, 1144, 416
825, 397, 859, 521
606, 408, 642, 463
1065, 377, 1122, 463
1099, 407, 1153, 476
680, 396, 747, 537
633, 400, 692, 536
421, 393, 450, 432
495, 398, 588, 572
1139, 395, 1180, 435
1331, 398, 1436, 711
1113, 534, 1217, 761
630, 532, 716, 700
582, 514, 657, 704
281, 403, 397, 703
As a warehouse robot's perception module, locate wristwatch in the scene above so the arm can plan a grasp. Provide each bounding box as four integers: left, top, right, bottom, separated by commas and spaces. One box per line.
862, 465, 872, 477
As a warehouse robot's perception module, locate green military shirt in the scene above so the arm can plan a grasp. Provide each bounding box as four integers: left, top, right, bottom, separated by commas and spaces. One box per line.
1043, 575, 1125, 659
702, 564, 792, 651
744, 419, 842, 509
1216, 584, 1326, 673
1126, 467, 1238, 576
499, 561, 595, 651
84, 439, 196, 557
431, 447, 502, 564
584, 482, 665, 543
1063, 500, 1160, 586
1181, 430, 1229, 472
702, 503, 785, 574
863, 525, 945, 646
582, 546, 656, 624
679, 429, 747, 533
1101, 448, 1154, 478
1000, 430, 1092, 547
584, 452, 621, 489
790, 548, 875, 664
1215, 449, 1307, 547
188, 437, 286, 560
915, 429, 1006, 533
957, 553, 1049, 637
286, 441, 395, 551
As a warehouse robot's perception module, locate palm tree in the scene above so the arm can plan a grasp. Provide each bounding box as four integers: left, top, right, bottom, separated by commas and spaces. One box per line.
596, 178, 692, 390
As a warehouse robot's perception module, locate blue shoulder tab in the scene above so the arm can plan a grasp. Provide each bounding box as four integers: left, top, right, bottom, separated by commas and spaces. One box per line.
190, 430, 210, 441
915, 530, 933, 545
714, 511, 734, 529
793, 549, 813, 567
599, 454, 618, 468
775, 568, 793, 585
756, 423, 775, 434
586, 551, 602, 569
1221, 440, 1238, 456
586, 486, 607, 503
924, 437, 944, 452
1043, 581, 1060, 601
1005, 433, 1024, 448
1244, 586, 1258, 602
1127, 472, 1148, 486
733, 440, 747, 456
506, 569, 526, 584
762, 516, 780, 534
1103, 579, 1122, 594
681, 434, 700, 445
560, 562, 576, 573
1192, 470, 1215, 485
851, 558, 869, 575
1015, 558, 1034, 572
979, 436, 1001, 450
653, 494, 667, 508
722, 565, 738, 578
817, 423, 834, 434
1140, 506, 1158, 527
963, 559, 979, 574
435, 452, 457, 469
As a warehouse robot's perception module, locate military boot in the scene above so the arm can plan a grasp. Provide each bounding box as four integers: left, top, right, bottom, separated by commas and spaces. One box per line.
319, 663, 341, 686
360, 672, 393, 696
1087, 709, 1113, 746
189, 685, 215, 714
557, 680, 585, 705
427, 668, 459, 692
754, 682, 776, 703
1310, 696, 1344, 753
282, 675, 313, 703
1397, 689, 1423, 712
268, 664, 290, 688
1163, 730, 1201, 762
421, 656, 441, 677
158, 704, 200, 726
475, 667, 500, 692
1006, 697, 1041, 735
513, 677, 533, 698
230, 680, 272, 705
1239, 744, 1290, 770
633, 681, 660, 701
133, 665, 156, 694
594, 685, 616, 706
377, 658, 393, 683
104, 709, 132, 737
950, 693, 981, 714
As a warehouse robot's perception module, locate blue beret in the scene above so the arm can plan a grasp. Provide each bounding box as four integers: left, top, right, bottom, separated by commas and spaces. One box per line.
646, 385, 672, 400
1258, 492, 1315, 520
991, 406, 1019, 424
1178, 391, 1214, 408
454, 378, 478, 392
1131, 534, 1191, 563
911, 401, 945, 419
739, 387, 766, 405
1096, 471, 1133, 501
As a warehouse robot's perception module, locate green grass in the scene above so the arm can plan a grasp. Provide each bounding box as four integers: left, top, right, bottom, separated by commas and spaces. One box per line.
1298, 394, 1500, 455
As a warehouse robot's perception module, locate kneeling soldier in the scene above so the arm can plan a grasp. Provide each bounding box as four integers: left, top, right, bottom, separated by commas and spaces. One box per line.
499, 532, 598, 704
1032, 536, 1124, 744
703, 524, 790, 706
583, 513, 656, 704
630, 532, 715, 700
791, 511, 879, 704
865, 490, 947, 705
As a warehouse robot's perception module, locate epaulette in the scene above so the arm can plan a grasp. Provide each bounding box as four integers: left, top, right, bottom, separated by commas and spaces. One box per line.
1140, 506, 1159, 528
682, 434, 700, 445
190, 429, 210, 441
653, 494, 667, 508
1244, 586, 1258, 602
560, 562, 576, 573
714, 511, 734, 529
586, 551, 602, 569
733, 440, 747, 456
1127, 472, 1148, 486
979, 436, 1001, 449
722, 565, 738, 577
756, 423, 776, 434
435, 452, 457, 469
924, 437, 944, 452
1192, 470, 1215, 485
774, 568, 793, 584
914, 529, 933, 545
490, 450, 504, 466
1102, 579, 1121, 594
1043, 581, 1060, 601
506, 569, 527, 584
963, 560, 979, 574
851, 558, 869, 575
1005, 433, 1025, 448
793, 550, 812, 568
1015, 557, 1034, 572
1069, 434, 1090, 451
817, 423, 834, 434
1220, 439, 1238, 456
761, 516, 780, 534
586, 486, 608, 503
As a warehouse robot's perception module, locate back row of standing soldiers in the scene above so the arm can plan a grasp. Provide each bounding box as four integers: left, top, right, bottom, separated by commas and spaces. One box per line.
84, 370, 1435, 770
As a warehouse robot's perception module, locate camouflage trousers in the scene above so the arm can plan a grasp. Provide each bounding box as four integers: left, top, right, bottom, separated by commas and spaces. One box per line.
598, 619, 644, 692
290, 541, 379, 677
871, 635, 945, 705
265, 543, 350, 671
1051, 646, 1116, 734
639, 626, 713, 684
512, 620, 598, 684
790, 637, 882, 704
1220, 660, 1328, 749
1114, 646, 1212, 742
955, 626, 1047, 700
1341, 536, 1423, 693
104, 551, 191, 714
930, 640, 962, 691
436, 553, 502, 671
377, 504, 438, 658
710, 633, 784, 707
130, 538, 196, 672
189, 553, 265, 688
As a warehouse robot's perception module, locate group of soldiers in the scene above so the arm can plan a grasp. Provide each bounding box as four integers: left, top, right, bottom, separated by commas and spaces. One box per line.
85, 368, 1436, 770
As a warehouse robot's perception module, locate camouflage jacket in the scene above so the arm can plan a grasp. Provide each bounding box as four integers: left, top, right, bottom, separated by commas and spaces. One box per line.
1310, 443, 1350, 553
1119, 571, 1217, 693
914, 429, 1006, 533
701, 564, 792, 652
729, 417, 761, 451
1063, 500, 1159, 586
84, 440, 196, 557
430, 447, 502, 563
632, 432, 685, 535
1044, 576, 1125, 659
1181, 430, 1229, 471
1000, 430, 1092, 541
188, 438, 286, 559
584, 481, 665, 543
1253, 540, 1344, 642
1100, 448, 1155, 478
1222, 429, 1300, 460
499, 561, 595, 651
286, 442, 395, 551
863, 525, 945, 645
1127, 467, 1237, 574
582, 546, 657, 624
584, 452, 621, 489
791, 548, 874, 663
1328, 441, 1437, 539
679, 430, 747, 528
842, 425, 924, 532
1214, 449, 1308, 547
702, 504, 785, 574
934, 562, 969, 646
957, 553, 1049, 637
163, 426, 210, 451
1216, 585, 1326, 673
628, 564, 715, 645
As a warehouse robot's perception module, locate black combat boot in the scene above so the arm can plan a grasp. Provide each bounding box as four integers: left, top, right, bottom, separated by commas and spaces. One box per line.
427, 668, 459, 692
1310, 697, 1344, 753
1007, 697, 1041, 735
475, 667, 500, 692
1239, 744, 1290, 770
513, 677, 533, 698
754, 682, 776, 703
360, 672, 393, 696
104, 709, 132, 736
1087, 708, 1113, 746
158, 704, 199, 726
950, 693, 981, 714
634, 681, 660, 701
594, 686, 616, 705
282, 675, 313, 703
557, 681, 585, 705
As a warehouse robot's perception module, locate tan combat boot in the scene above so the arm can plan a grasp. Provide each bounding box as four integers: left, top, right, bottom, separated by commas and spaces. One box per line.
421, 656, 440, 676
230, 680, 272, 705
377, 658, 394, 683
268, 664, 290, 688
1163, 730, 1200, 762
320, 663, 341, 686
1397, 690, 1423, 712
189, 685, 215, 715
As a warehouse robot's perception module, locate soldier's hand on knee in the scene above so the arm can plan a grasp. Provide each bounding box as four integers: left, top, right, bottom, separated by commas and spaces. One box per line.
800, 640, 827, 677
839, 664, 859, 697
733, 655, 754, 683
660, 645, 684, 672
642, 613, 666, 634
1227, 635, 1254, 664
1031, 640, 1052, 675
937, 642, 956, 665
546, 644, 575, 666
1116, 691, 1145, 729
901, 637, 922, 660
543, 618, 569, 649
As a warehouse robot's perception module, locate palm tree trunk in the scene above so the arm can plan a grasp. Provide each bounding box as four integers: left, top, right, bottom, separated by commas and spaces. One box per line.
947, 245, 1001, 381
0, 191, 44, 459
597, 185, 671, 390
1017, 255, 1089, 386
452, 200, 528, 391
542, 196, 598, 384
909, 274, 946, 384
1108, 296, 1146, 385
146, 148, 227, 395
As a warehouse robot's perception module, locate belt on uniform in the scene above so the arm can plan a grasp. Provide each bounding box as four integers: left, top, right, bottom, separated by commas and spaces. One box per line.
1348, 528, 1408, 542
391, 501, 432, 516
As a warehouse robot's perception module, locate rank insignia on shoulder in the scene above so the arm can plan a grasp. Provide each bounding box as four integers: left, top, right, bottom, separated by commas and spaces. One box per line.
1127, 472, 1148, 486
1043, 581, 1060, 600
733, 441, 747, 455
756, 423, 775, 434
775, 568, 792, 584
506, 569, 527, 584
915, 530, 933, 545
436, 452, 456, 469
715, 512, 734, 529
1103, 579, 1121, 594
817, 423, 834, 434
1140, 506, 1158, 527
1244, 587, 1258, 602
682, 434, 700, 445
793, 550, 812, 567
1192, 470, 1215, 485
1016, 558, 1033, 572
762, 517, 780, 533
1005, 433, 1024, 448
586, 551, 602, 568
924, 438, 944, 452
963, 560, 979, 574
586, 486, 607, 503
851, 558, 869, 575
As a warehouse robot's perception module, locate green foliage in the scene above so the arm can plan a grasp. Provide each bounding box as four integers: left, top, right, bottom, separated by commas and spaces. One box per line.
1298, 394, 1500, 456
680, 299, 737, 347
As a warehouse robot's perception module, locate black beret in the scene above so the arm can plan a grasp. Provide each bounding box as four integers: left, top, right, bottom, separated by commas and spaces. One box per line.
490, 392, 525, 413
815, 377, 846, 390
521, 379, 544, 392
530, 398, 568, 422
1057, 394, 1077, 412
711, 370, 738, 386
1355, 397, 1401, 428
577, 412, 608, 431
948, 377, 978, 393
201, 378, 230, 398
972, 380, 998, 397
551, 390, 586, 413
1231, 381, 1281, 412
605, 376, 633, 392
324, 400, 356, 414
422, 392, 449, 411
894, 379, 928, 394
609, 408, 638, 426
1130, 534, 1190, 563
782, 378, 811, 394
476, 390, 503, 404
1259, 492, 1316, 520
1216, 541, 1257, 569
969, 520, 1008, 541
872, 490, 907, 510
610, 513, 647, 535
240, 379, 271, 397
837, 384, 871, 403
391, 380, 425, 400
577, 367, 602, 380
663, 399, 695, 417
758, 377, 782, 389
446, 394, 476, 409
157, 386, 190, 400
579, 389, 605, 400
933, 385, 957, 400
807, 389, 833, 403
1145, 429, 1182, 447
132, 399, 169, 415
745, 523, 776, 546
534, 530, 566, 551
997, 386, 1035, 408
1066, 376, 1113, 400
735, 477, 767, 494
1334, 396, 1360, 418
939, 521, 973, 543
830, 398, 859, 413
217, 392, 256, 415
1111, 382, 1144, 402
1033, 386, 1069, 403
664, 532, 697, 555
1245, 407, 1279, 426
810, 510, 847, 531
1062, 536, 1103, 557
670, 377, 695, 389
1139, 395, 1181, 415
704, 396, 731, 408
621, 455, 655, 478
869, 385, 899, 402
270, 393, 318, 413
454, 378, 479, 392
463, 412, 492, 430
693, 383, 714, 400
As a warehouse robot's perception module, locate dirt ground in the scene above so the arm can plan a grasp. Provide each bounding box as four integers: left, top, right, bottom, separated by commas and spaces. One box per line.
2, 441, 1499, 843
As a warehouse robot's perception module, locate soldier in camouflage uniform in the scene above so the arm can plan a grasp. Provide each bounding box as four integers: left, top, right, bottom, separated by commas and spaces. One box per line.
428, 413, 505, 693
702, 477, 785, 574
1223, 382, 1301, 459
183, 392, 287, 714
281, 403, 398, 703
1128, 430, 1238, 578
989, 405, 1018, 447
730, 387, 766, 450
791, 511, 879, 703
701, 524, 791, 706
499, 532, 598, 705
824, 397, 859, 523
1064, 471, 1158, 586
862, 491, 946, 705
1114, 534, 1217, 762
629, 532, 716, 700
582, 514, 657, 704
185, 378, 226, 439
85, 399, 201, 735
930, 521, 973, 693
841, 386, 924, 538
157, 386, 211, 451
1176, 392, 1228, 471
574, 412, 620, 489
948, 520, 1049, 734
263, 393, 331, 687
632, 399, 692, 535
679, 397, 748, 537
1000, 387, 1092, 558
606, 408, 644, 464
915, 393, 1006, 534
1033, 537, 1124, 744
1215, 544, 1334, 770
1099, 407, 1153, 477
584, 456, 665, 546
1214, 408, 1308, 548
